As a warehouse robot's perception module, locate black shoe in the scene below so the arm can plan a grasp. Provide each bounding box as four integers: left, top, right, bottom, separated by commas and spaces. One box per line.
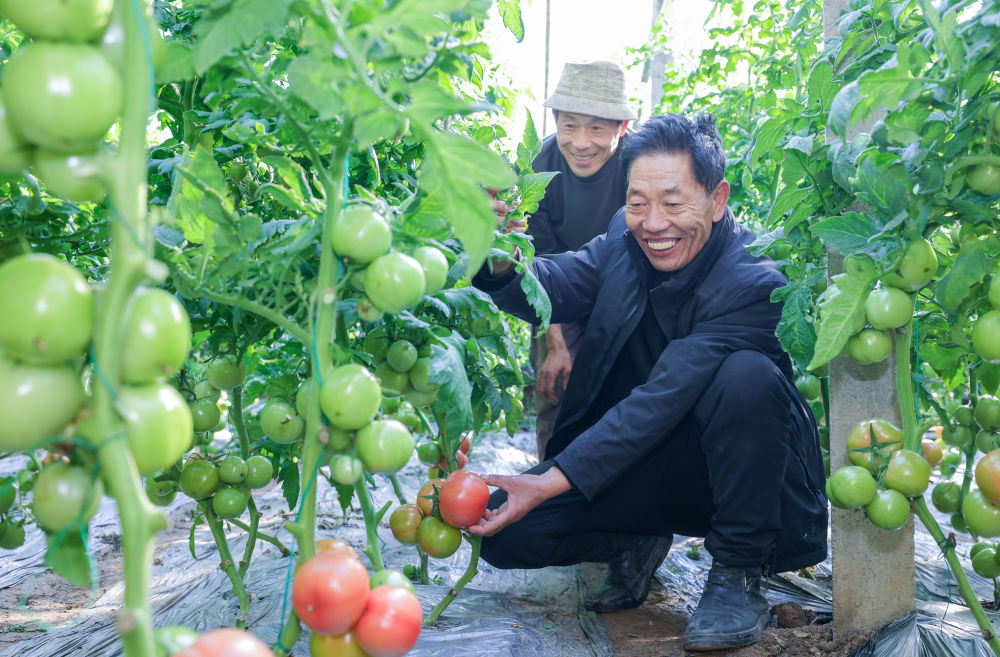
584, 534, 672, 612
683, 562, 771, 651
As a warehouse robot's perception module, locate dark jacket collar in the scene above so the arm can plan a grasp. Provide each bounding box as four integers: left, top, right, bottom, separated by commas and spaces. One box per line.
625, 208, 736, 295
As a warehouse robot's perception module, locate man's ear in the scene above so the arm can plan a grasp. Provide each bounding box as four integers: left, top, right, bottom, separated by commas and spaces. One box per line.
711, 180, 731, 222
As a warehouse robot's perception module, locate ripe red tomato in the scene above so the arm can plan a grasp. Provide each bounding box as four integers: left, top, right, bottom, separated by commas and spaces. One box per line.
883, 239, 937, 292
389, 504, 423, 545
365, 253, 426, 315
32, 462, 103, 532
118, 384, 194, 475
332, 206, 392, 264
309, 630, 369, 657
355, 420, 414, 473
320, 364, 382, 430
0, 253, 94, 365
120, 287, 191, 384
355, 585, 423, 657
438, 471, 489, 528
292, 552, 370, 634
415, 478, 445, 517
174, 628, 272, 657
977, 450, 1000, 506
2, 42, 122, 152
0, 357, 84, 451
416, 516, 461, 558
882, 449, 930, 497
964, 489, 1000, 537
864, 287, 913, 331
316, 537, 360, 561
412, 245, 449, 294
846, 329, 892, 364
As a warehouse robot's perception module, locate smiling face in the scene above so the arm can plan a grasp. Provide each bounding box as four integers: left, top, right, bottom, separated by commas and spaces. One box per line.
554, 111, 627, 178
625, 151, 730, 272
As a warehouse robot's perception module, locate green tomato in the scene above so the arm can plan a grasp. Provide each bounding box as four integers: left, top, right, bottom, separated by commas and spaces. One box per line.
386, 340, 418, 373
118, 384, 193, 475
955, 405, 975, 426
375, 361, 411, 397
408, 357, 441, 393
882, 449, 930, 497
864, 287, 913, 331
794, 374, 821, 401
194, 379, 220, 402
120, 288, 191, 385
145, 477, 177, 507
365, 253, 426, 315
828, 466, 877, 509
978, 429, 1000, 454
417, 442, 443, 465
412, 246, 449, 294
260, 400, 305, 444
0, 96, 29, 174
416, 516, 461, 558
967, 164, 1000, 196
0, 253, 94, 365
942, 424, 974, 450
883, 239, 938, 292
34, 149, 105, 203
190, 399, 221, 433
320, 364, 381, 431
356, 296, 384, 322
931, 481, 962, 513
0, 520, 25, 549
973, 311, 1000, 364
362, 325, 391, 362
17, 469, 36, 493
940, 451, 962, 477
329, 453, 363, 485
218, 455, 248, 485
864, 488, 910, 531
331, 206, 392, 264
32, 462, 103, 532
952, 512, 970, 534
973, 548, 1000, 578
355, 419, 414, 474
0, 356, 84, 451
846, 329, 892, 364
368, 568, 414, 593
206, 356, 245, 390
990, 272, 1000, 310
2, 42, 122, 152
0, 476, 16, 514
965, 489, 1000, 537
179, 460, 220, 500
977, 396, 1000, 431
324, 427, 354, 454
244, 455, 273, 489
212, 486, 248, 519
0, 0, 113, 41
405, 387, 438, 408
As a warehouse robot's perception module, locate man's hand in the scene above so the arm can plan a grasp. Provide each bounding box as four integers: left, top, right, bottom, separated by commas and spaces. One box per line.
484, 188, 522, 278
538, 324, 572, 404
466, 466, 571, 537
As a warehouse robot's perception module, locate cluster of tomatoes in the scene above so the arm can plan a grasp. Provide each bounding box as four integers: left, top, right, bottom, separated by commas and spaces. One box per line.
0, 0, 160, 200
389, 468, 489, 559
293, 538, 423, 657
0, 251, 193, 540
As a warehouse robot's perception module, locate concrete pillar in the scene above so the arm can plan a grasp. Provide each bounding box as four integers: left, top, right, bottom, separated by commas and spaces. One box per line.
824, 0, 916, 641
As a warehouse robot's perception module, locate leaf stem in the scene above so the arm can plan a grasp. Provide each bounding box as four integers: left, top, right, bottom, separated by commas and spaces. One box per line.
198, 501, 250, 628
424, 535, 481, 625
355, 478, 385, 571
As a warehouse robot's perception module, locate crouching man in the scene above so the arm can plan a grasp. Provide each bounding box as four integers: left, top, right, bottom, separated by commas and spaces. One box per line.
469, 113, 827, 651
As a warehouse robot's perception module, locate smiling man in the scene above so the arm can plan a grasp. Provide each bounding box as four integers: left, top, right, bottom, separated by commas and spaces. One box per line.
472, 114, 827, 651
527, 60, 635, 460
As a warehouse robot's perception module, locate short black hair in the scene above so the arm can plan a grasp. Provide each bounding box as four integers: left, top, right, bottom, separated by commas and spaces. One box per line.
620, 114, 726, 195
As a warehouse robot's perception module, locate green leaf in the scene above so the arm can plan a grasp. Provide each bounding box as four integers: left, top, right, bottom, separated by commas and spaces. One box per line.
807, 269, 875, 370
417, 130, 517, 272
45, 530, 93, 588
517, 171, 558, 217
498, 0, 525, 41
278, 458, 300, 512
192, 0, 295, 74
156, 41, 195, 84
333, 482, 355, 516
934, 239, 998, 313
287, 53, 347, 121
428, 341, 474, 440
773, 283, 816, 368
854, 156, 909, 222
168, 146, 235, 245
515, 110, 543, 174
828, 80, 860, 140
811, 212, 880, 255
519, 267, 551, 330
979, 363, 1000, 397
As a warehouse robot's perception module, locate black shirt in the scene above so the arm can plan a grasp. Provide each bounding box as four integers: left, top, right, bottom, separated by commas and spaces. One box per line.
528, 133, 629, 255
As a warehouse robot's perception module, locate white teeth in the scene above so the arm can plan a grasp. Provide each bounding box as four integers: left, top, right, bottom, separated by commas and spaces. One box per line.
648, 239, 678, 251
573, 153, 595, 162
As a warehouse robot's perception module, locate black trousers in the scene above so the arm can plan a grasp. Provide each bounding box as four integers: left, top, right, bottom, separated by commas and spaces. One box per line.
481, 350, 797, 571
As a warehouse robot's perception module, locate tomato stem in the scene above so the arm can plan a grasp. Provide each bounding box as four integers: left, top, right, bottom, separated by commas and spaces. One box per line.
198, 500, 251, 629
355, 478, 386, 571
895, 313, 919, 452
229, 513, 291, 557
913, 497, 1000, 655
389, 474, 409, 505
424, 534, 482, 625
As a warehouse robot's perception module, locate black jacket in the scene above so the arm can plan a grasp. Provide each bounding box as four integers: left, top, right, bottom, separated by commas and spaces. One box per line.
476, 208, 828, 572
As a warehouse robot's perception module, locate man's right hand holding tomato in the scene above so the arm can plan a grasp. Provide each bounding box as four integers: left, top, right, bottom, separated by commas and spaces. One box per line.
466, 466, 571, 537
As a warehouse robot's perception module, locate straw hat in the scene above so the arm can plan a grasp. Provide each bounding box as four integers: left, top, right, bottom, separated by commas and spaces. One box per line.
543, 61, 637, 121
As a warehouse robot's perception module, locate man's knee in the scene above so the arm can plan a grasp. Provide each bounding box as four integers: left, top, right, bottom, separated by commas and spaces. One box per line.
705, 350, 787, 417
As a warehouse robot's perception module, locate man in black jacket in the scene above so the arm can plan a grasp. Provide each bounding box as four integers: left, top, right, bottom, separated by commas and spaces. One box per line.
470, 114, 827, 651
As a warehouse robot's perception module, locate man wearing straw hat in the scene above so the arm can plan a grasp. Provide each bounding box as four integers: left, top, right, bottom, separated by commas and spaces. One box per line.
528, 60, 637, 464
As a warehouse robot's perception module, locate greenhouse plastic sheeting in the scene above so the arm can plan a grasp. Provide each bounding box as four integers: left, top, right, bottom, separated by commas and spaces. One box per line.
0, 432, 613, 657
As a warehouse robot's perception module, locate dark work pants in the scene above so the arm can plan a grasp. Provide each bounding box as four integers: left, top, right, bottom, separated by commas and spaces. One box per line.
481, 350, 795, 571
